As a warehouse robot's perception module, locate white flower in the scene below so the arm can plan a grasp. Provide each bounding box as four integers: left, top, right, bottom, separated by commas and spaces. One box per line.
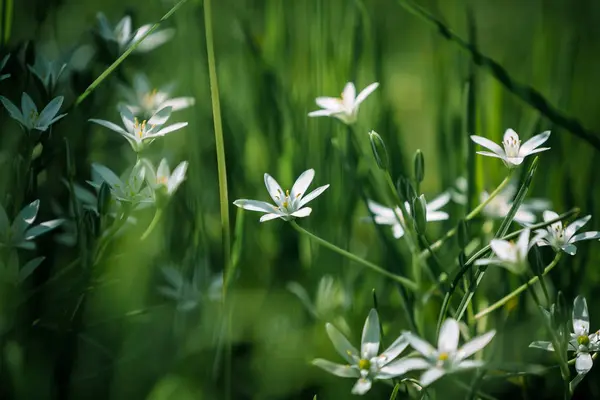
119, 73, 195, 118
0, 200, 63, 250
471, 129, 551, 168
233, 169, 329, 222
89, 105, 188, 152
535, 211, 600, 256
96, 13, 173, 54
28, 55, 67, 95
312, 309, 420, 395
530, 296, 599, 374
402, 319, 495, 386
0, 93, 66, 132
474, 229, 533, 275
143, 158, 189, 196
308, 82, 379, 124
90, 163, 154, 209
367, 192, 450, 239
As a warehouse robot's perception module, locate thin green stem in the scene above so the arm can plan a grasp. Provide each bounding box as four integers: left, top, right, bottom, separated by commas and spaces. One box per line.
73, 0, 188, 107
290, 221, 418, 291
421, 174, 513, 258
474, 253, 562, 320
140, 208, 163, 241
203, 0, 231, 279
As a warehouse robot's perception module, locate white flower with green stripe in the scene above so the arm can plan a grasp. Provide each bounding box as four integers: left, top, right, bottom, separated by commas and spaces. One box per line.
535, 211, 600, 255
471, 129, 551, 168
402, 318, 496, 386
0, 93, 65, 132
233, 169, 329, 222
474, 229, 534, 275
312, 309, 421, 395
308, 82, 379, 125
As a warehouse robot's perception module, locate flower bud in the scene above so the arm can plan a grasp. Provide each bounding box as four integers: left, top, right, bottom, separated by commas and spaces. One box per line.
457, 220, 469, 250
397, 176, 416, 203
97, 182, 112, 216
413, 149, 425, 183
412, 194, 428, 235
368, 130, 389, 171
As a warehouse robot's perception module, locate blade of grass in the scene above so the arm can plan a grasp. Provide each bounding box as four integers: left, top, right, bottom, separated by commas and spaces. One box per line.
395, 0, 600, 152
73, 0, 189, 107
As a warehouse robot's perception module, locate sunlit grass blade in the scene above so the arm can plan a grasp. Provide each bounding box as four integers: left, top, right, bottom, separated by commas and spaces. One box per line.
395, 0, 600, 151
73, 0, 189, 107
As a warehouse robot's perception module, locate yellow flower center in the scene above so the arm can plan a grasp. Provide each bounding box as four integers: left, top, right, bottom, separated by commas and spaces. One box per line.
578, 335, 590, 346
157, 176, 168, 185
358, 359, 371, 370
29, 109, 39, 124
438, 352, 449, 361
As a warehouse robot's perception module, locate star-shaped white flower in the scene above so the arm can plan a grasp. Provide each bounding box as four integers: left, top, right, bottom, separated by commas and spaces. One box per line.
474, 229, 533, 275
308, 82, 379, 124
0, 200, 63, 250
119, 73, 195, 118
0, 93, 66, 132
530, 296, 599, 374
471, 129, 551, 168
233, 169, 329, 222
535, 211, 600, 256
89, 105, 187, 152
402, 318, 496, 386
143, 158, 188, 196
367, 192, 450, 239
312, 309, 421, 395
96, 13, 173, 54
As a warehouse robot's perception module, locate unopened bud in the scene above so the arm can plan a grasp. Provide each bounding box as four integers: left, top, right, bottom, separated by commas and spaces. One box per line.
368, 130, 389, 171
97, 182, 112, 216
413, 149, 425, 183
412, 194, 428, 235
397, 176, 416, 203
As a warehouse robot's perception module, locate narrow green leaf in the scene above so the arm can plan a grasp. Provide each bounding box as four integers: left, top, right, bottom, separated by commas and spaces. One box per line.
19, 256, 44, 283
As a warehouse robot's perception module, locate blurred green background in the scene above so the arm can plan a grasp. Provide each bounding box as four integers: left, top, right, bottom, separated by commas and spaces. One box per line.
3, 0, 600, 398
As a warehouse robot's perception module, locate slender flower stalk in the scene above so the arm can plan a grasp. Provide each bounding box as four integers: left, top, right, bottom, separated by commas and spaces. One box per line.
474, 253, 562, 320
290, 221, 417, 291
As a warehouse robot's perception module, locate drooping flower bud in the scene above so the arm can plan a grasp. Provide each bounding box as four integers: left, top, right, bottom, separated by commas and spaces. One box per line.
368, 130, 389, 171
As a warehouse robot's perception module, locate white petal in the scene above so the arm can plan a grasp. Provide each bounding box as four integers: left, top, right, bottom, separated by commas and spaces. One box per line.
503, 128, 520, 143
379, 335, 409, 362
470, 135, 505, 156
291, 169, 315, 199
160, 97, 195, 112
476, 151, 505, 160
562, 244, 577, 255
148, 106, 173, 126
21, 92, 38, 117
312, 359, 360, 378
419, 368, 446, 387
0, 96, 24, 124
576, 353, 593, 374
529, 341, 555, 352
514, 209, 536, 224
326, 323, 359, 364
361, 309, 381, 359
315, 97, 343, 111
378, 357, 430, 378
37, 96, 64, 127
351, 378, 372, 395
260, 213, 282, 222
354, 82, 379, 107
150, 122, 188, 137
573, 296, 590, 335
571, 231, 600, 243
291, 207, 312, 218
566, 215, 592, 239
298, 185, 329, 208
134, 28, 174, 52
426, 211, 449, 222
456, 330, 495, 361
455, 360, 485, 370
490, 239, 513, 260
233, 199, 276, 213
505, 156, 525, 166
403, 332, 435, 357
342, 82, 356, 109
519, 130, 551, 155
543, 210, 560, 222
426, 192, 451, 211
308, 109, 335, 117
438, 319, 460, 353
367, 200, 395, 218
392, 224, 405, 239
517, 229, 531, 256
264, 173, 284, 204
524, 146, 551, 156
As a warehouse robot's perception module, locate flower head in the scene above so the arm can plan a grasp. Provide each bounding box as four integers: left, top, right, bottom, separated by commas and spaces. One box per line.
143, 158, 189, 197
0, 200, 63, 250
90, 163, 154, 209
402, 318, 496, 386
535, 211, 600, 256
474, 229, 533, 275
530, 296, 599, 375
312, 309, 419, 395
0, 93, 66, 132
95, 13, 173, 55
89, 105, 188, 152
471, 129, 551, 168
308, 82, 379, 124
367, 192, 450, 239
119, 73, 195, 118
28, 54, 67, 96
233, 169, 329, 222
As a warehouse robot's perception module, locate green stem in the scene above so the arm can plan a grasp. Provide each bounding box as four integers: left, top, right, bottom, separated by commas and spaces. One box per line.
421, 173, 513, 258
203, 0, 231, 281
474, 253, 562, 320
140, 208, 163, 241
290, 221, 418, 291
73, 0, 188, 107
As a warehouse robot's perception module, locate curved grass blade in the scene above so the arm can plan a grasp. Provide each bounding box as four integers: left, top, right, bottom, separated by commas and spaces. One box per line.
396, 0, 600, 152
73, 0, 189, 107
